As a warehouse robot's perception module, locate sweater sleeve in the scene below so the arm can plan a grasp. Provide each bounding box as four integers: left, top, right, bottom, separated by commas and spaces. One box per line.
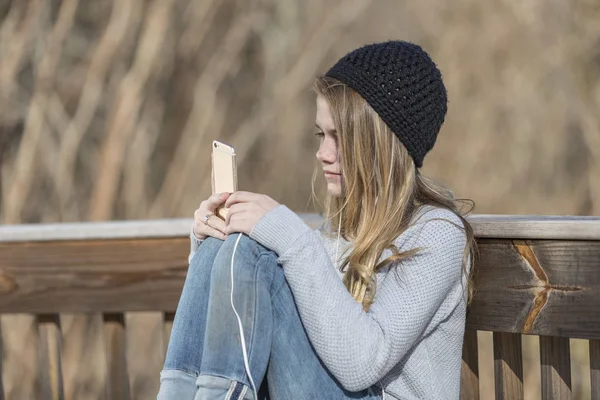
250, 205, 467, 391
188, 223, 204, 264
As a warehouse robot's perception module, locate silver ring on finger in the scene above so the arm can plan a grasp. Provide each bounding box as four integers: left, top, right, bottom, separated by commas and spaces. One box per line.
202, 213, 214, 226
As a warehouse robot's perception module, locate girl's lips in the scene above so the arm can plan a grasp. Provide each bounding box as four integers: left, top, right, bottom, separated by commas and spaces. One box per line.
324, 172, 341, 178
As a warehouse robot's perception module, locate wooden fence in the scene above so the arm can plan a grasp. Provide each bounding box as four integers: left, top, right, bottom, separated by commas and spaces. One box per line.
0, 214, 598, 399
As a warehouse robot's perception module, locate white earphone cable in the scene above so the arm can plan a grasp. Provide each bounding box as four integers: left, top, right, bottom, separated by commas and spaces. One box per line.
230, 234, 258, 399
230, 229, 380, 400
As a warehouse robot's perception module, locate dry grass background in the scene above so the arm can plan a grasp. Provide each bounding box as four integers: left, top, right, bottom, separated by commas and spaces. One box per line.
0, 0, 599, 399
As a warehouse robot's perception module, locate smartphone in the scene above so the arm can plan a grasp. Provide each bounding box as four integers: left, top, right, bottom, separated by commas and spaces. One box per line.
211, 140, 238, 220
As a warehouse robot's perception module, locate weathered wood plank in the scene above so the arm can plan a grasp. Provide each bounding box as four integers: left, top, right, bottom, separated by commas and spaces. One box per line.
36, 314, 64, 400
468, 215, 600, 240
540, 336, 571, 400
2, 315, 39, 399
467, 239, 600, 339
591, 339, 600, 400
60, 314, 105, 400
0, 238, 188, 314
0, 237, 599, 340
0, 215, 598, 243
493, 332, 523, 400
103, 313, 130, 400
125, 312, 163, 400
460, 330, 479, 400
0, 219, 193, 242
0, 214, 325, 242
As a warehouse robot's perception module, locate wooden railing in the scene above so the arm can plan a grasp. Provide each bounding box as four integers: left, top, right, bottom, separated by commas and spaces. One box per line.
0, 214, 599, 399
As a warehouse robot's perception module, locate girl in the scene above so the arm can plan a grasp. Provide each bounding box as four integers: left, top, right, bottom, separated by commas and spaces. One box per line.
158, 40, 475, 400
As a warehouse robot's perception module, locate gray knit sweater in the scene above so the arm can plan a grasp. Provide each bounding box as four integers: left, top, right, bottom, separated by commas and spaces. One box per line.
189, 205, 468, 399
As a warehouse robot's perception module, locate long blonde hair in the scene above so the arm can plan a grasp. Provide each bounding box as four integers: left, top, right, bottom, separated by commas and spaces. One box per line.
313, 76, 476, 311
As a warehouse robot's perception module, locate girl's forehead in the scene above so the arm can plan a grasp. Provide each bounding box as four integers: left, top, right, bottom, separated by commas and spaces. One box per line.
315, 96, 335, 131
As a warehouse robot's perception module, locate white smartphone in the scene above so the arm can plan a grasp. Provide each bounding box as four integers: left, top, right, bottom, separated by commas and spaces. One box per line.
211, 140, 238, 220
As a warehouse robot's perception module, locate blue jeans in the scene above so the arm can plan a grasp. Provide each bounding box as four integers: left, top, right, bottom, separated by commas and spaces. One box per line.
158, 234, 380, 400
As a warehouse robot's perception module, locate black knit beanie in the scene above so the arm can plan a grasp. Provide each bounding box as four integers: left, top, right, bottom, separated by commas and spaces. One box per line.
325, 41, 447, 168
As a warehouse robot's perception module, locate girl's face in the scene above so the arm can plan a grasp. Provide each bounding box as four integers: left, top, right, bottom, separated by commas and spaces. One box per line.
315, 95, 343, 197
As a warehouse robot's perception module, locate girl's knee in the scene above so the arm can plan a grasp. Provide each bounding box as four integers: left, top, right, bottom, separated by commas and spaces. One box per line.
203, 236, 224, 247
222, 234, 273, 261
211, 234, 278, 283
188, 236, 223, 269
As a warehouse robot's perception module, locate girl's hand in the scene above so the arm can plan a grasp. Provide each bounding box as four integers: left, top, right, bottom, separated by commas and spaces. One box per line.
193, 192, 230, 241
224, 191, 280, 236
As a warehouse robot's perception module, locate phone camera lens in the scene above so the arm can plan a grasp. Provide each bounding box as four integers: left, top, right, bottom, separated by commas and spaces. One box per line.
213, 143, 217, 148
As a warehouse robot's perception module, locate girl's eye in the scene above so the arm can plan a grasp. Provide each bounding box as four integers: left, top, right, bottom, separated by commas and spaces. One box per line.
314, 131, 325, 138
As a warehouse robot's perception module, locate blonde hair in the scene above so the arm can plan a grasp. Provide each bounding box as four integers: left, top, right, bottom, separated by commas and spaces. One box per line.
313, 76, 476, 311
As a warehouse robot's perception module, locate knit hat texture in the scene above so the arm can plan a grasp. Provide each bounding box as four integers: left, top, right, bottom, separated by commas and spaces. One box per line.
325, 41, 447, 168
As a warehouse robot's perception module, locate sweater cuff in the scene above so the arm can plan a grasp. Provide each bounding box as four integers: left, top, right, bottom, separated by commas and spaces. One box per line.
250, 205, 312, 256
189, 223, 203, 263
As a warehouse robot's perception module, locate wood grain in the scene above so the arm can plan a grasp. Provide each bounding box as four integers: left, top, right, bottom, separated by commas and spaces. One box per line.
0, 238, 189, 314
36, 314, 64, 400
0, 214, 325, 242
0, 236, 599, 341
460, 330, 479, 400
493, 332, 523, 400
0, 219, 194, 242
467, 239, 600, 339
540, 336, 571, 400
468, 215, 600, 240
591, 339, 600, 400
0, 214, 598, 243
103, 313, 130, 400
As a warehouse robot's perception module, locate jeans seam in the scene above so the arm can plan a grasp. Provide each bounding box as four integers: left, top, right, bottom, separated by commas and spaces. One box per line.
242, 250, 276, 390
239, 385, 248, 399
253, 250, 285, 298
269, 274, 287, 300
256, 248, 276, 259
245, 252, 271, 385
224, 380, 236, 399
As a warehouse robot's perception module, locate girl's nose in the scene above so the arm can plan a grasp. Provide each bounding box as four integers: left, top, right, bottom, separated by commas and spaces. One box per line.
316, 138, 337, 164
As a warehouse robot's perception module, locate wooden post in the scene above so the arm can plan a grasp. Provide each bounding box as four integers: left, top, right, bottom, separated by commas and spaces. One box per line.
591, 339, 600, 400
493, 332, 523, 400
103, 313, 130, 400
0, 215, 597, 399
36, 314, 64, 400
540, 336, 571, 400
460, 330, 479, 400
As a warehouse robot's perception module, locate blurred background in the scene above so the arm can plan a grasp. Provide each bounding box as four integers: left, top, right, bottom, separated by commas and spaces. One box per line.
0, 0, 598, 398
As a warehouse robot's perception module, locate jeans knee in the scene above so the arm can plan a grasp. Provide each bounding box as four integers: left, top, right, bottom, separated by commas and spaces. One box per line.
203, 236, 224, 247
211, 234, 278, 285
188, 236, 223, 270
223, 234, 275, 264
225, 233, 262, 252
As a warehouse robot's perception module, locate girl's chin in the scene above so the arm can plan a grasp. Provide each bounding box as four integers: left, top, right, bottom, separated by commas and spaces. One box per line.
327, 184, 343, 197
